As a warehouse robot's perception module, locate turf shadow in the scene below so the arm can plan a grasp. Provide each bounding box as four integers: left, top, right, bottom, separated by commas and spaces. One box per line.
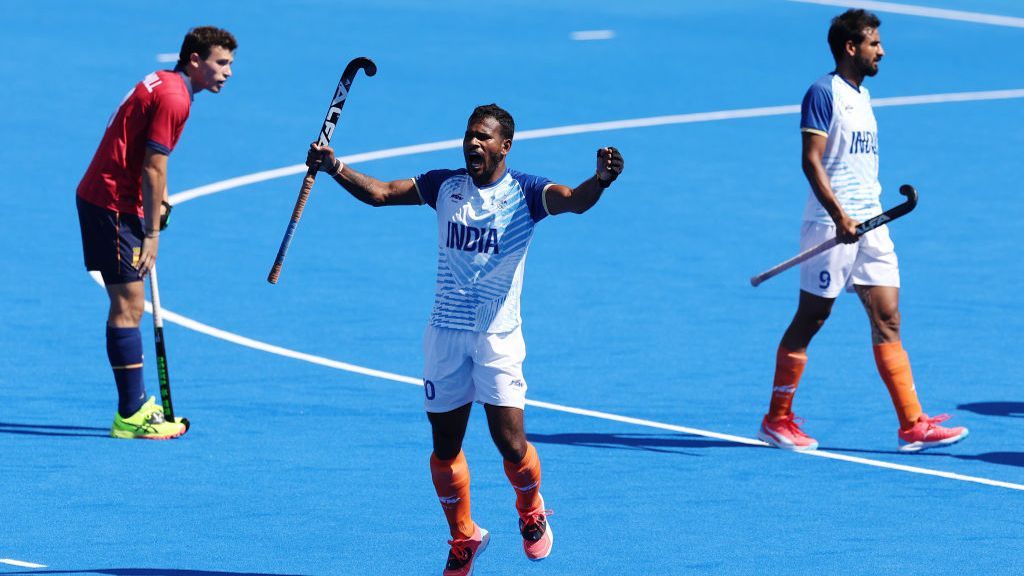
0, 422, 110, 438
820, 446, 1024, 469
527, 432, 746, 456
0, 565, 309, 569
945, 451, 1024, 468
956, 401, 1024, 418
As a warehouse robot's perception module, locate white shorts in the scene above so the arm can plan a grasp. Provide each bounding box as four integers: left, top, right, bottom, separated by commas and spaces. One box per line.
799, 221, 900, 298
422, 325, 528, 413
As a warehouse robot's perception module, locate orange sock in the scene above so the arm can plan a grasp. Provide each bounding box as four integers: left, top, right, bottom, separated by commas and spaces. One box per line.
430, 451, 475, 539
768, 346, 808, 420
503, 442, 542, 513
873, 341, 923, 430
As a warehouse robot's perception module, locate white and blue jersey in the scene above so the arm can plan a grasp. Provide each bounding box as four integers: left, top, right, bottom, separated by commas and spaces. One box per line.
414, 168, 552, 333
800, 72, 882, 224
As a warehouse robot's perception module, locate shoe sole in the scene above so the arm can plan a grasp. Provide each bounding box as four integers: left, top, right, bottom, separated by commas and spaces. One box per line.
526, 523, 553, 562
898, 428, 969, 453
468, 529, 489, 576
757, 429, 818, 451
111, 426, 187, 440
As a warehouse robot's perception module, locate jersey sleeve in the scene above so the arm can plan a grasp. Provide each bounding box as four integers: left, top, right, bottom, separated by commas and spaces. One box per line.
800, 81, 833, 137
146, 93, 190, 155
413, 169, 456, 209
512, 171, 553, 223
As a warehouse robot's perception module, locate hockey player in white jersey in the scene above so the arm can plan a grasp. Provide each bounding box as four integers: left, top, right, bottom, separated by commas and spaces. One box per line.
307, 103, 623, 576
757, 9, 968, 454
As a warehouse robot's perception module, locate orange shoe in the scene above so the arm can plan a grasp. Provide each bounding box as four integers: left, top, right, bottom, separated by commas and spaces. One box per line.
898, 413, 969, 452
518, 496, 553, 561
758, 414, 818, 451
442, 524, 489, 576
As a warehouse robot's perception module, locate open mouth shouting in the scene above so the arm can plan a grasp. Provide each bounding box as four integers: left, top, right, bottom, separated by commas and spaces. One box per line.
465, 149, 485, 174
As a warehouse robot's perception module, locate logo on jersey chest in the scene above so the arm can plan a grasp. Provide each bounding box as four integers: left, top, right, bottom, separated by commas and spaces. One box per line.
849, 131, 878, 154
446, 222, 500, 254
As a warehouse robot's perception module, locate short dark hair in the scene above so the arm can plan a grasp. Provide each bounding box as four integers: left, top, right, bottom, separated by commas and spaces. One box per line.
827, 9, 881, 62
468, 104, 515, 141
176, 26, 237, 69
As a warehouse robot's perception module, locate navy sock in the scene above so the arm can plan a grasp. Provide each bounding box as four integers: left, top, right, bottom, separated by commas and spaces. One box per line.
106, 326, 146, 418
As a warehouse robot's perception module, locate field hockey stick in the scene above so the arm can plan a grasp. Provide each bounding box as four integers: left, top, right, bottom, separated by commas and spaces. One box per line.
149, 264, 189, 432
267, 56, 377, 284
750, 184, 918, 287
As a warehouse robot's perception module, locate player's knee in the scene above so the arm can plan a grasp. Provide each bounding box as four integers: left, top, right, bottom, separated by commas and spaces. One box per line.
795, 307, 830, 331
431, 434, 464, 461
494, 434, 527, 462
107, 306, 143, 327
811, 310, 830, 328
875, 306, 901, 334
499, 443, 527, 463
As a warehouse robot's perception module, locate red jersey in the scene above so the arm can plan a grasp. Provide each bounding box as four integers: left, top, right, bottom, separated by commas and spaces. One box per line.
77, 70, 192, 216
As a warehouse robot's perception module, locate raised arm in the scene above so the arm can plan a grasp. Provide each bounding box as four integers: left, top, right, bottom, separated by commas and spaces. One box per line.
544, 147, 624, 215
801, 132, 857, 243
307, 143, 422, 207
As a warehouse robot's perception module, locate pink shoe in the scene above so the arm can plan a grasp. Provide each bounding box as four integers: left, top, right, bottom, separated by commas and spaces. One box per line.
758, 414, 818, 451
518, 496, 553, 561
898, 413, 969, 452
442, 524, 489, 576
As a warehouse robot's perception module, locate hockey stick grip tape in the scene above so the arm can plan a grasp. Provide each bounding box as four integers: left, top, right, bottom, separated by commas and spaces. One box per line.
267, 169, 317, 284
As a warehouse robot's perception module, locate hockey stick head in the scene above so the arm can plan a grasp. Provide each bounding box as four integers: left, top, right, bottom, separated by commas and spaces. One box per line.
898, 184, 918, 208
344, 56, 377, 79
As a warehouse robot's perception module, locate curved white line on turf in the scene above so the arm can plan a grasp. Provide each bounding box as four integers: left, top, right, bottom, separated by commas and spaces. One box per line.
169, 88, 1024, 205
94, 283, 1024, 492
141, 88, 1024, 493
788, 0, 1024, 28
0, 558, 47, 568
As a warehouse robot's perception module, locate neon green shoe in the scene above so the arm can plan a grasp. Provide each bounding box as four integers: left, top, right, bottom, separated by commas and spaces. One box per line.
111, 396, 187, 440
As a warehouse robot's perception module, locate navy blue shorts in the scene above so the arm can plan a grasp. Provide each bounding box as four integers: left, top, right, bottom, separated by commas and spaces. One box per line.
76, 195, 144, 285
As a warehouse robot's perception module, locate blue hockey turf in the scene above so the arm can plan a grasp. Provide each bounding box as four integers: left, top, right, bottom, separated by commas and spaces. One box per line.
2, 1, 1022, 574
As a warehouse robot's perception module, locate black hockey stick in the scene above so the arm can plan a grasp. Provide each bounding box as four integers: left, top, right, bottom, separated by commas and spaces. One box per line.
149, 264, 189, 432
750, 184, 918, 287
267, 56, 377, 284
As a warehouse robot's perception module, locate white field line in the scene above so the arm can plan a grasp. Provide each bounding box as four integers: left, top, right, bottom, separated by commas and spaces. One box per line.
0, 558, 47, 568
788, 0, 1024, 28
571, 30, 616, 41
156, 53, 178, 63
91, 300, 1024, 492
168, 88, 1024, 206
141, 88, 1024, 493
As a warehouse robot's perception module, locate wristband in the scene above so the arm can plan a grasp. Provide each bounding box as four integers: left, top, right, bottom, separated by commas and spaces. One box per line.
159, 200, 173, 231
145, 229, 160, 239
327, 158, 345, 176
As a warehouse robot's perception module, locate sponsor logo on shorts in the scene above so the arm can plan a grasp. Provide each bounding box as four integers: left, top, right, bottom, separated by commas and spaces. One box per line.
132, 247, 141, 267
510, 379, 524, 388
450, 193, 463, 202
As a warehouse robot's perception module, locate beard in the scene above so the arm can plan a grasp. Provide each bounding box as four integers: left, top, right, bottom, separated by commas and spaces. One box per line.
858, 56, 880, 77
